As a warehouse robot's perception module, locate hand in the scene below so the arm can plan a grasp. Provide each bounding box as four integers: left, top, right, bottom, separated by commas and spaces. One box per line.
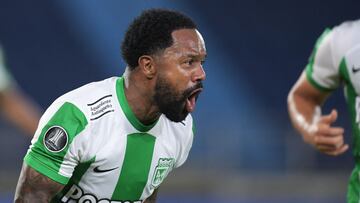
304, 109, 349, 156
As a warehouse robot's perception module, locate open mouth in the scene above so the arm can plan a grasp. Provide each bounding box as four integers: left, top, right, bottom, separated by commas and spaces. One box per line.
185, 88, 203, 113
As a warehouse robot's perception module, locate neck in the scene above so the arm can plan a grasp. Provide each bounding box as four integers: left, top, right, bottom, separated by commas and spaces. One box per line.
123, 69, 161, 125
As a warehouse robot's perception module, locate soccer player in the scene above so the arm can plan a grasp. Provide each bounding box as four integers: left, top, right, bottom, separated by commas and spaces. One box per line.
0, 45, 41, 136
287, 19, 360, 202
14, 8, 206, 203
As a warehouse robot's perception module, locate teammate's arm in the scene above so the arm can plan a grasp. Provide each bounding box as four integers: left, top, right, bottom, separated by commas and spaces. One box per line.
14, 162, 64, 203
143, 188, 158, 203
0, 87, 41, 136
287, 72, 349, 156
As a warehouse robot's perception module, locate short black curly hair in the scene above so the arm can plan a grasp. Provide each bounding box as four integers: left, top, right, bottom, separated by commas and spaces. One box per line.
121, 8, 197, 69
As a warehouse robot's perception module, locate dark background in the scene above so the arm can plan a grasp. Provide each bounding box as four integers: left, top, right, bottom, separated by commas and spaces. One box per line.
0, 0, 358, 202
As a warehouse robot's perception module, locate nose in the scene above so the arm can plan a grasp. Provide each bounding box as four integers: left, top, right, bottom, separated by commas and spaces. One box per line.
193, 65, 206, 82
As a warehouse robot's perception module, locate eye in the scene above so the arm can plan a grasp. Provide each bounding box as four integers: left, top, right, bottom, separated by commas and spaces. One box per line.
186, 59, 194, 66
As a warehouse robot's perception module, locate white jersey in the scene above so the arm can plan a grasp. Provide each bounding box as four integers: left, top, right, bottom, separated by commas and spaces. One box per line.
305, 19, 360, 202
0, 46, 12, 91
305, 19, 360, 155
25, 77, 194, 202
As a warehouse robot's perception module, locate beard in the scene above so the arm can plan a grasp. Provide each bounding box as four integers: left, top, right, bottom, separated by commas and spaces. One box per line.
154, 76, 202, 122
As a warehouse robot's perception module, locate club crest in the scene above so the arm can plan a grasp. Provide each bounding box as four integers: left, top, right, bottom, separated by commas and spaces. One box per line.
151, 158, 174, 188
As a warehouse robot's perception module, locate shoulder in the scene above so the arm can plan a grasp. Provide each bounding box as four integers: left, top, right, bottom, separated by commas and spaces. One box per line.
32, 77, 120, 163
61, 77, 118, 103
333, 19, 360, 35
36, 77, 118, 134
330, 19, 360, 53
54, 77, 119, 121
312, 19, 360, 70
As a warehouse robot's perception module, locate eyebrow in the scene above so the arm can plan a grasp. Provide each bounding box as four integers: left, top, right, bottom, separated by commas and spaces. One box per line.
185, 53, 207, 60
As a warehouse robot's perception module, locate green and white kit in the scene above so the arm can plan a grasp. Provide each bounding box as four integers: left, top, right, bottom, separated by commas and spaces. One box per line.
305, 19, 360, 203
25, 77, 194, 202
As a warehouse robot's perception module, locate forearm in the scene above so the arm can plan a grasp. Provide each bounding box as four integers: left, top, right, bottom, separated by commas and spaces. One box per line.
14, 163, 64, 202
287, 72, 329, 136
288, 91, 321, 135
0, 88, 41, 136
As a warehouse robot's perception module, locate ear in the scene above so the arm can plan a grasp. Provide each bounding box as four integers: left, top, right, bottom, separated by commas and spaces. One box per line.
138, 55, 156, 79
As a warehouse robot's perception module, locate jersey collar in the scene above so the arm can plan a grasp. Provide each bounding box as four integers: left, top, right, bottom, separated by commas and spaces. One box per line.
116, 77, 158, 132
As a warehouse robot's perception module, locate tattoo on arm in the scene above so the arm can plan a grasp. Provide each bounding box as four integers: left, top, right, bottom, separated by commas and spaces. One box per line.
143, 188, 158, 203
14, 162, 64, 203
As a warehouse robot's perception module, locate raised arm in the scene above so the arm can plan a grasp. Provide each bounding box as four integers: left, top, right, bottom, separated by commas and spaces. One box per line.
0, 87, 41, 137
14, 162, 64, 203
287, 72, 348, 156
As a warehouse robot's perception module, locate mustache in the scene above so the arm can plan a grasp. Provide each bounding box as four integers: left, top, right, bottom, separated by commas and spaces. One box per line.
183, 82, 204, 97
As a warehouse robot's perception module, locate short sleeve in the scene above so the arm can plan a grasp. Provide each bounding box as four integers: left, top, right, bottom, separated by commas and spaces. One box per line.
24, 100, 89, 185
305, 28, 340, 92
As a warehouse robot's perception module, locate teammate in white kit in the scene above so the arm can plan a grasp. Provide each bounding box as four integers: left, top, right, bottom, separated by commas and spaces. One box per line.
14, 8, 206, 203
288, 19, 360, 202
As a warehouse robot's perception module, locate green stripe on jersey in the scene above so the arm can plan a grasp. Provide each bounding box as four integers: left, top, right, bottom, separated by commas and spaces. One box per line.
339, 58, 360, 156
305, 28, 335, 92
25, 102, 88, 184
116, 77, 158, 132
51, 157, 96, 202
112, 133, 156, 200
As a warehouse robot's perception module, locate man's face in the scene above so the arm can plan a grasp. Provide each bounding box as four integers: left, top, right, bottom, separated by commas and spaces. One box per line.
153, 29, 207, 122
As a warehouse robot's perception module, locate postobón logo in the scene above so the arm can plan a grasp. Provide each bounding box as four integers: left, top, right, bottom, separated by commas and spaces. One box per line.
61, 184, 142, 203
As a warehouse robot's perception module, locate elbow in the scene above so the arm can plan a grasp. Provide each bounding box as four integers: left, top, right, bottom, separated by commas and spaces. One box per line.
287, 87, 297, 111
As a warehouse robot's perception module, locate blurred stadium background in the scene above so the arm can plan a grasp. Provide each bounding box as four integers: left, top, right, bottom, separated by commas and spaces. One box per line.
0, 0, 359, 202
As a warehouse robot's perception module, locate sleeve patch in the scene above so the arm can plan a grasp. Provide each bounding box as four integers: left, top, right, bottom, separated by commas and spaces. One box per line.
43, 126, 69, 153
